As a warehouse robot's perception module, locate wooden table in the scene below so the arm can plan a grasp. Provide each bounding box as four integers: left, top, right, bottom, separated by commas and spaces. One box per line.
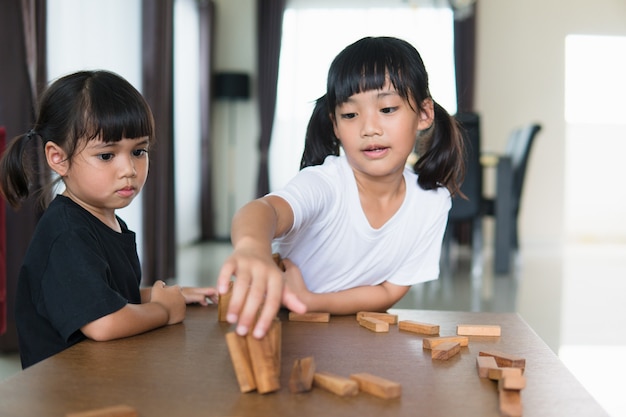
0, 306, 609, 417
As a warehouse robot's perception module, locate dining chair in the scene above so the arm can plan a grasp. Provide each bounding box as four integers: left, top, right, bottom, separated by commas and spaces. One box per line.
485, 123, 542, 273
441, 112, 483, 277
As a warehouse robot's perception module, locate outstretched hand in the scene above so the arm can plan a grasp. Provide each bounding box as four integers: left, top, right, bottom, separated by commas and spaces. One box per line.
216, 251, 306, 339
181, 286, 218, 305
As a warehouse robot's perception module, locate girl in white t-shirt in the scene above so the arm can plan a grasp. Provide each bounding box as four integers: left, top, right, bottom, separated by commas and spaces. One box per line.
218, 36, 465, 338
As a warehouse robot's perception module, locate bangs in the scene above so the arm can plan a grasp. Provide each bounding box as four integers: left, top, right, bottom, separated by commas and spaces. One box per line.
327, 37, 427, 110
74, 72, 154, 144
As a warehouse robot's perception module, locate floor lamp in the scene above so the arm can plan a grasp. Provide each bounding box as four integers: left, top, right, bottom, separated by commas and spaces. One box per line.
214, 72, 250, 237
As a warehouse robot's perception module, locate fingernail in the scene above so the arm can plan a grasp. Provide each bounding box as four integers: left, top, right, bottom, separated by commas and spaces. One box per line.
253, 327, 264, 339
236, 324, 248, 336
227, 313, 237, 323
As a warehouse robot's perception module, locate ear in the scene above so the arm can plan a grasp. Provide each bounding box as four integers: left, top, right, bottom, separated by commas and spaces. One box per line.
417, 98, 435, 131
45, 142, 69, 176
332, 114, 341, 142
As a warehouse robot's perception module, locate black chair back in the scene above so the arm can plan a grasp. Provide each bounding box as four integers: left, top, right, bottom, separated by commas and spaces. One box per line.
449, 112, 482, 221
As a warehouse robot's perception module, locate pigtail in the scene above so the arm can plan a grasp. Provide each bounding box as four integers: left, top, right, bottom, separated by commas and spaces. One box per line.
0, 131, 39, 208
414, 101, 465, 197
299, 95, 340, 169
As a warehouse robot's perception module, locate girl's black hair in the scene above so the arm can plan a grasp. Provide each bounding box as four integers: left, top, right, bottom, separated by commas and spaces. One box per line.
0, 70, 155, 208
300, 36, 465, 196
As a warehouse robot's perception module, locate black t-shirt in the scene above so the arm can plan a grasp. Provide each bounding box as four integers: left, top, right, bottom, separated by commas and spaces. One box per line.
15, 195, 142, 368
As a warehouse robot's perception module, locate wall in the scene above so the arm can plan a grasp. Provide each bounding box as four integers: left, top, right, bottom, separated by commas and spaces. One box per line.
475, 0, 626, 247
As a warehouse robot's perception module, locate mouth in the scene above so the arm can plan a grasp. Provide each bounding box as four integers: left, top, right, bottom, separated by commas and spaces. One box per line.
117, 186, 136, 198
362, 145, 390, 158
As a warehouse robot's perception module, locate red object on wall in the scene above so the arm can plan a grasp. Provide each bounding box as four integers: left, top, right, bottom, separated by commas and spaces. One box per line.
0, 126, 6, 335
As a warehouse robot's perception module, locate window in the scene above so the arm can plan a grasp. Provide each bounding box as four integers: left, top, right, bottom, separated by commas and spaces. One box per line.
564, 34, 626, 241
269, 1, 456, 190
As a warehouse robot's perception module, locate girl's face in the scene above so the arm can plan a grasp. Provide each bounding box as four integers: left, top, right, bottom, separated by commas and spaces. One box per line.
53, 136, 150, 226
333, 81, 433, 182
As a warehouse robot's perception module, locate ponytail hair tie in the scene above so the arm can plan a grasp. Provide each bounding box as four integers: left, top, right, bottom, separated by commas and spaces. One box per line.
26, 129, 37, 141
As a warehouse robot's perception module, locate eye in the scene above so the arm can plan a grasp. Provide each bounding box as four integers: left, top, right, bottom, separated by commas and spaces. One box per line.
97, 153, 114, 161
381, 106, 398, 114
340, 112, 357, 120
132, 148, 148, 157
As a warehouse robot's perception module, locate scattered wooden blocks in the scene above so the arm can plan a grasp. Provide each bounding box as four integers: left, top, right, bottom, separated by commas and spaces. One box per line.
398, 320, 439, 335
313, 372, 359, 397
431, 341, 461, 360
457, 324, 501, 337
217, 281, 233, 322
226, 320, 281, 394
422, 335, 469, 349
499, 387, 523, 417
476, 355, 498, 378
65, 405, 137, 417
488, 366, 523, 381
225, 332, 257, 393
356, 311, 398, 324
289, 356, 316, 393
246, 321, 281, 394
350, 372, 401, 399
499, 375, 527, 391
358, 317, 389, 333
479, 350, 526, 370
289, 312, 330, 323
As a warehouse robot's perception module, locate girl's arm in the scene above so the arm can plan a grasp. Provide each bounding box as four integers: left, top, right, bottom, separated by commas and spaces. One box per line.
217, 196, 306, 339
283, 259, 410, 314
81, 281, 186, 342
143, 285, 218, 305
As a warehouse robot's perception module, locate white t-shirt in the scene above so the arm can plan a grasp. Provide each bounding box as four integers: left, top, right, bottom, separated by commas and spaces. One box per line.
270, 155, 451, 293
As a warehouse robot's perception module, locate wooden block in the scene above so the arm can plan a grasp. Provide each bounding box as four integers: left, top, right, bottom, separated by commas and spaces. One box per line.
313, 372, 359, 397
457, 324, 501, 337
422, 335, 469, 349
272, 252, 285, 271
431, 341, 460, 360
479, 350, 526, 369
358, 317, 389, 333
218, 281, 233, 322
499, 387, 523, 417
350, 372, 401, 399
488, 367, 523, 381
499, 375, 527, 391
398, 320, 439, 335
225, 332, 257, 393
66, 405, 137, 417
356, 311, 398, 324
289, 356, 316, 393
289, 312, 330, 323
246, 324, 280, 394
269, 319, 281, 375
476, 355, 498, 378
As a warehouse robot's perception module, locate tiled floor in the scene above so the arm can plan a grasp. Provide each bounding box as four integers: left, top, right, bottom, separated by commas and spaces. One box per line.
2, 239, 625, 416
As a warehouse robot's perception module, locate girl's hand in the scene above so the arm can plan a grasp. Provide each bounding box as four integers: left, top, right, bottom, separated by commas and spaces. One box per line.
150, 281, 186, 325
181, 286, 218, 305
282, 258, 312, 309
217, 250, 306, 339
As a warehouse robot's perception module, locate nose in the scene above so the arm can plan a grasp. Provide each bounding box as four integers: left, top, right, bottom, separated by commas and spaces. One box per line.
120, 155, 137, 178
360, 111, 382, 138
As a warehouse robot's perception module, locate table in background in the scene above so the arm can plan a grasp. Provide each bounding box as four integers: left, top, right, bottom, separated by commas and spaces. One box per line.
0, 306, 609, 417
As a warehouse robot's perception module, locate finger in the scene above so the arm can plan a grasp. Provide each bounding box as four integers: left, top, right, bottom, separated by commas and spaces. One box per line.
282, 288, 307, 314
251, 271, 283, 339
236, 276, 267, 336
227, 273, 252, 327
216, 260, 236, 294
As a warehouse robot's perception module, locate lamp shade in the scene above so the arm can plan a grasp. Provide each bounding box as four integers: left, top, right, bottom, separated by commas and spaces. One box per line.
214, 72, 250, 99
